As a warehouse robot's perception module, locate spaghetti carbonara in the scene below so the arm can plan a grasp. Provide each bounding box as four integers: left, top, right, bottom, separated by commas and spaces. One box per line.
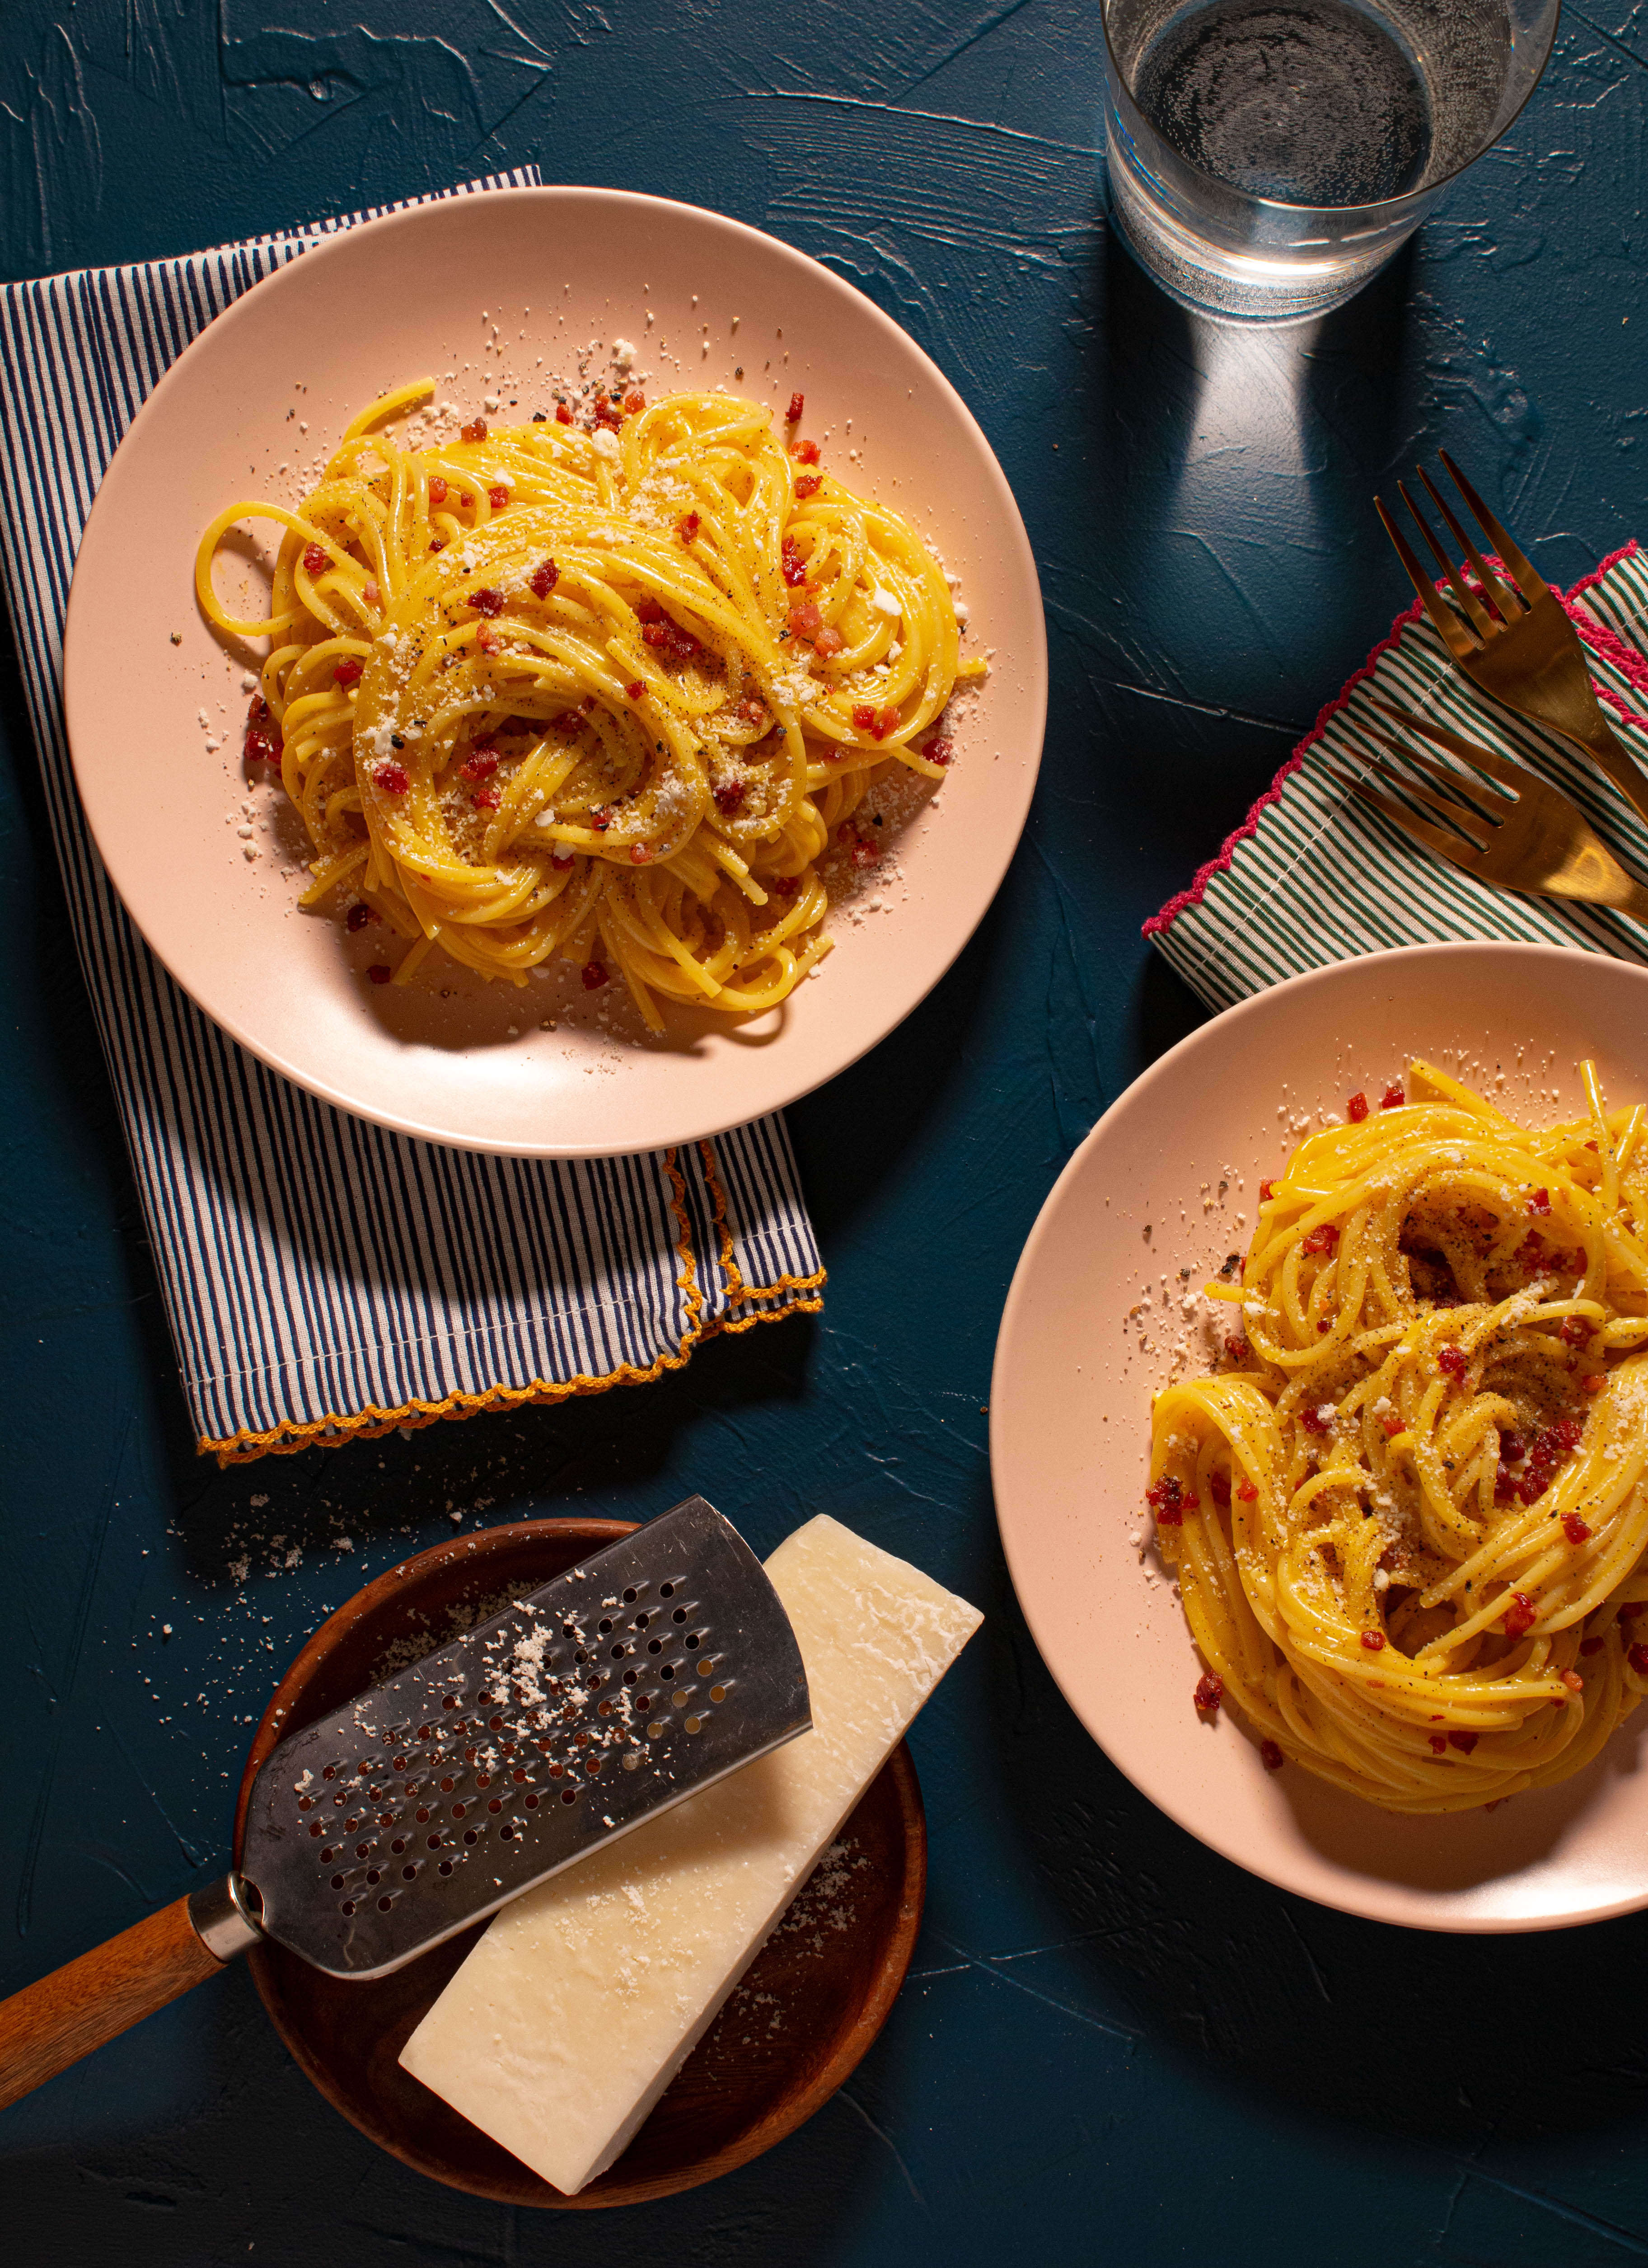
1149, 1059, 1648, 1814
196, 379, 978, 1027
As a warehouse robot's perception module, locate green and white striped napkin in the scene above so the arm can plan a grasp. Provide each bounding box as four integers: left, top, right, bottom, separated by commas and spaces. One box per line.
1147, 544, 1648, 1010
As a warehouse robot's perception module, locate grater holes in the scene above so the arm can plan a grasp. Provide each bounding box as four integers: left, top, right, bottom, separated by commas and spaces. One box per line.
300, 1555, 744, 1934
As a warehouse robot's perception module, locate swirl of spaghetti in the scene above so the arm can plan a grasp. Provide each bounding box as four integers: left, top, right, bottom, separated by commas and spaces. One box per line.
1148, 1057, 1648, 1814
195, 380, 980, 1026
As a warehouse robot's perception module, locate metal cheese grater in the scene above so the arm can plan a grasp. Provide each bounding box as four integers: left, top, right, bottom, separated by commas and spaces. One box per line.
0, 1497, 809, 2104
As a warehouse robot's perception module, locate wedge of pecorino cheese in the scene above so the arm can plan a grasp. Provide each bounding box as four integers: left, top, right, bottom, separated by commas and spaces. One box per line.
399, 1514, 981, 2193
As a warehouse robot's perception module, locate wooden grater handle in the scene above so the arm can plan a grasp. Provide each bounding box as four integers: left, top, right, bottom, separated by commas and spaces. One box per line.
0, 1895, 231, 2109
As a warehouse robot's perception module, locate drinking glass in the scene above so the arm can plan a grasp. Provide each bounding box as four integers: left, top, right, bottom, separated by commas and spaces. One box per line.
1102, 0, 1561, 321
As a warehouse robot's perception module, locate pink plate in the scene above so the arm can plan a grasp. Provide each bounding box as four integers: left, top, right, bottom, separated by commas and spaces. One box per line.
992, 942, 1648, 1931
64, 188, 1044, 1158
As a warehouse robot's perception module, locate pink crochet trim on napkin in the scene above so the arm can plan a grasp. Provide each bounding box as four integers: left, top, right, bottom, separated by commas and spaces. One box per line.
1142, 538, 1646, 939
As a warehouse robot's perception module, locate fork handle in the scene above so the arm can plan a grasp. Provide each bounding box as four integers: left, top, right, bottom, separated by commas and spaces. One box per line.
1560, 711, 1648, 830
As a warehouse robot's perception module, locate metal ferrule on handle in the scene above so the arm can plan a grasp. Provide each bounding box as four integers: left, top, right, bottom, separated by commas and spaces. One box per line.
187, 1873, 267, 1963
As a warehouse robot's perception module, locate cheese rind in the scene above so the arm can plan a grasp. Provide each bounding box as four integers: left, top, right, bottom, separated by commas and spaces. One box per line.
397, 1514, 981, 2193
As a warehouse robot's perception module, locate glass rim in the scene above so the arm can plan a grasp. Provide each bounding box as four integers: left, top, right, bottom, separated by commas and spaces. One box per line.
1101, 0, 1564, 220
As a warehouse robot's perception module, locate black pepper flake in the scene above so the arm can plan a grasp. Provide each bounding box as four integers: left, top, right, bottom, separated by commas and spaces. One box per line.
391, 735, 405, 749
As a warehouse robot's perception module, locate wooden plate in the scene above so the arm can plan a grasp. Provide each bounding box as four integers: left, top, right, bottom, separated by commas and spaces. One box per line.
234, 1518, 927, 2204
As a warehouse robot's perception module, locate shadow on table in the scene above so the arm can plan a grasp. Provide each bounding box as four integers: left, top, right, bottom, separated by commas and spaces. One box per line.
1076, 222, 1423, 888
0, 1952, 901, 2267
981, 1568, 1648, 2160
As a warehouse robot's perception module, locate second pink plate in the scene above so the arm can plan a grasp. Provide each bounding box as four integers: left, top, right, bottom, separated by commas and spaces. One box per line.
992, 942, 1648, 1932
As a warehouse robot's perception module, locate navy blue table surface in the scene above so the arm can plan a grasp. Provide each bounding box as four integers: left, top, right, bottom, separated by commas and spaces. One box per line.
5, 3, 1648, 2260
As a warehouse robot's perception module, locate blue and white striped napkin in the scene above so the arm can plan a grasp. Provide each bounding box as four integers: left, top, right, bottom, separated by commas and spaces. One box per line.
1147, 545, 1648, 1008
0, 173, 823, 1465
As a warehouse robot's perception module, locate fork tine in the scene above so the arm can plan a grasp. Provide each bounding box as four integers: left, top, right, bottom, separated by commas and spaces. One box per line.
1367, 700, 1531, 803
1417, 465, 1520, 620
1398, 477, 1497, 637
1350, 779, 1489, 872
1399, 745, 1514, 814
1440, 451, 1550, 608
1360, 742, 1495, 846
1362, 724, 1497, 809
1373, 495, 1479, 661
1395, 480, 1497, 642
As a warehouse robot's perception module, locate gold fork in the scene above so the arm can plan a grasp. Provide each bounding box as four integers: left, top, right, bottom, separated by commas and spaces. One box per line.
1374, 453, 1648, 828
1350, 700, 1648, 921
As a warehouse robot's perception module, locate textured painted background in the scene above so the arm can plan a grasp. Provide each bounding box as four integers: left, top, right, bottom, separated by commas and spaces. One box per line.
5, 1, 1648, 2260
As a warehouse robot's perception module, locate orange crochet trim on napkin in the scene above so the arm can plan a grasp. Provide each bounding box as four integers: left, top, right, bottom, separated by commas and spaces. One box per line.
698, 1137, 829, 1308
200, 1146, 823, 1466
